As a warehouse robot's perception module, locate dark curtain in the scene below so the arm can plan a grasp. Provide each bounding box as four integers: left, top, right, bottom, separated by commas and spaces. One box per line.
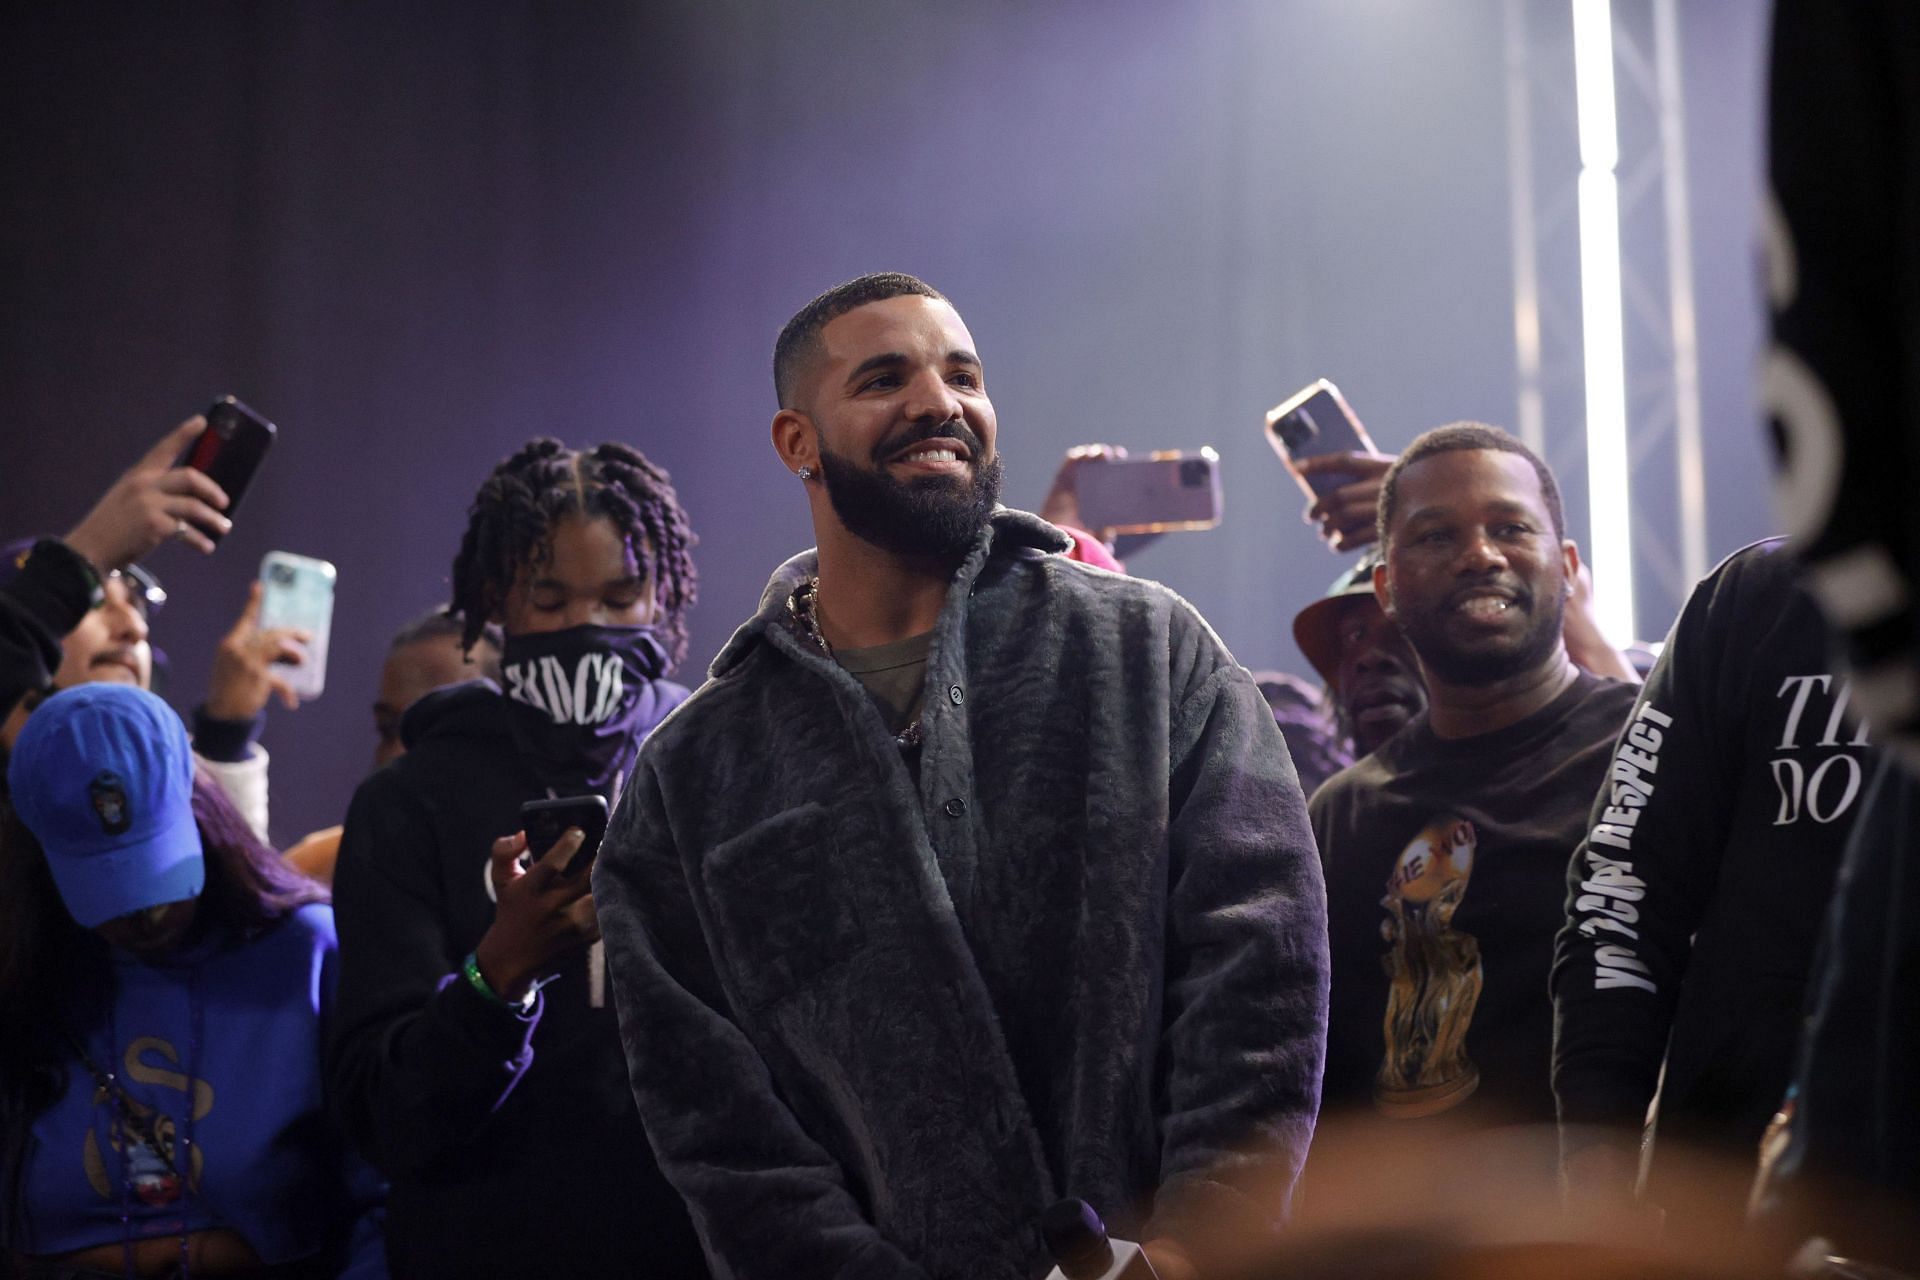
0, 1, 1771, 844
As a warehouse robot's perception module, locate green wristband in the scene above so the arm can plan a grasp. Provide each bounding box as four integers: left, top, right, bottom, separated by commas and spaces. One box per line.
461, 951, 533, 1012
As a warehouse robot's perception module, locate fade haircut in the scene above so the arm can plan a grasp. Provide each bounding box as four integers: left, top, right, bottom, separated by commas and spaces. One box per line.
1376, 422, 1566, 549
773, 272, 947, 409
391, 606, 503, 683
391, 606, 497, 653
448, 439, 699, 669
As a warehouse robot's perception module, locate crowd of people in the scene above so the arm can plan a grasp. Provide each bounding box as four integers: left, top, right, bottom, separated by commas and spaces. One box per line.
0, 262, 1911, 1280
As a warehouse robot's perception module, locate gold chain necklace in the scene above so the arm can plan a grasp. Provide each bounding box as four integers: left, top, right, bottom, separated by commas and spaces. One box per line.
788, 576, 924, 750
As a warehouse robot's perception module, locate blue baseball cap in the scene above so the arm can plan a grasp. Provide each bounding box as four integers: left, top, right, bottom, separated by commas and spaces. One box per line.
7, 684, 203, 928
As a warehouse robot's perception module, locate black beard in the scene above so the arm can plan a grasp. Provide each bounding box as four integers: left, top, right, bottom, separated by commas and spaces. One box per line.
817, 427, 1003, 559
1396, 587, 1566, 687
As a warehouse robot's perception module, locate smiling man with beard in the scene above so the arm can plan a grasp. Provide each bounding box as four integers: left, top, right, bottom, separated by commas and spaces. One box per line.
1305, 424, 1636, 1149
593, 273, 1330, 1280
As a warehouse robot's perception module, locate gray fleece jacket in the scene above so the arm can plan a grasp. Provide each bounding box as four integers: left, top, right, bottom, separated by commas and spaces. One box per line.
595, 509, 1329, 1280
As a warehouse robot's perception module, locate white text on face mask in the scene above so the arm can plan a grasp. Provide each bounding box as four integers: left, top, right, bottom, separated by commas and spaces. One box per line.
504, 652, 626, 726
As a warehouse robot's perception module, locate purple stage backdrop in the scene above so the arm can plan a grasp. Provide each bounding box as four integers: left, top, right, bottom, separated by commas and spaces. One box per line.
0, 1, 1773, 847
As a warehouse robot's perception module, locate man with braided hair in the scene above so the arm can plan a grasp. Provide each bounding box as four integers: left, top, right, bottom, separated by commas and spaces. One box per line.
326, 438, 708, 1277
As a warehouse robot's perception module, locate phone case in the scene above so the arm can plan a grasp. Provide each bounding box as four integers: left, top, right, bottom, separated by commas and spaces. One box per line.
257, 552, 335, 701
1073, 449, 1223, 537
179, 397, 276, 541
1263, 379, 1381, 501
520, 795, 610, 875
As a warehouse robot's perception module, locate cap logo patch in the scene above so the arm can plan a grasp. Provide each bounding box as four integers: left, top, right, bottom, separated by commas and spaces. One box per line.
89, 772, 132, 835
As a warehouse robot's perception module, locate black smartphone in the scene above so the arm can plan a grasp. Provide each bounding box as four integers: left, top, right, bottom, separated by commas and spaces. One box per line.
519, 795, 610, 877
176, 396, 276, 541
1263, 379, 1382, 501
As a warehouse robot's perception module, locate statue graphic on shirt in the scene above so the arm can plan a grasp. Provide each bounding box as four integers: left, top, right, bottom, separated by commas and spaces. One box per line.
1376, 815, 1482, 1118
82, 1036, 214, 1203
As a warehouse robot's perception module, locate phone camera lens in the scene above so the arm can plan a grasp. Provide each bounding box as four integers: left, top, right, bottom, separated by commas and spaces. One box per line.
270, 565, 295, 586
1277, 408, 1319, 452
1179, 459, 1209, 488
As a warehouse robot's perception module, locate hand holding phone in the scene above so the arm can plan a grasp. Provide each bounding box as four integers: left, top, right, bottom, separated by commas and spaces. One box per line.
1037, 444, 1129, 532
1264, 379, 1382, 501
477, 820, 601, 1003
1299, 452, 1395, 553
63, 417, 233, 567
205, 580, 314, 719
519, 795, 610, 878
175, 397, 276, 543
257, 552, 335, 700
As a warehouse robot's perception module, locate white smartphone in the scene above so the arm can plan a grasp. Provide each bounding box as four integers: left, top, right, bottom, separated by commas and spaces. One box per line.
257, 551, 336, 701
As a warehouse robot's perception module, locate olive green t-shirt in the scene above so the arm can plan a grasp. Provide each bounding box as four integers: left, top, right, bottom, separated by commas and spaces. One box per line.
833, 631, 932, 737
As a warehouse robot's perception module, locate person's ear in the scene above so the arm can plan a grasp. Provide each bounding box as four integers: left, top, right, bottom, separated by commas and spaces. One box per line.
772, 409, 819, 481
1560, 539, 1581, 598
1372, 558, 1394, 619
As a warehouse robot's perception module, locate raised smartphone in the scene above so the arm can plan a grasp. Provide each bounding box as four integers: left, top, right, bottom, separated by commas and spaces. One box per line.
177, 397, 276, 541
1073, 449, 1223, 537
257, 551, 334, 701
519, 794, 610, 877
1263, 379, 1382, 501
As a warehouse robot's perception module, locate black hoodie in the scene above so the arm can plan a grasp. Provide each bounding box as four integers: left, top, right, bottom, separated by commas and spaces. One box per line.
325, 678, 707, 1278
1550, 542, 1874, 1194
0, 540, 95, 733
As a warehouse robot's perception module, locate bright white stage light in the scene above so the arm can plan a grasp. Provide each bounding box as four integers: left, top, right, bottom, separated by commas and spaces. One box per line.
1571, 0, 1636, 646
1572, 0, 1620, 170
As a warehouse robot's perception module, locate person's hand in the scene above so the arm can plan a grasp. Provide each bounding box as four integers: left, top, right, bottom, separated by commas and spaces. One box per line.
1561, 560, 1641, 683
64, 417, 232, 567
1298, 452, 1393, 553
205, 581, 311, 719
474, 828, 600, 1002
1297, 452, 1394, 553
1038, 443, 1128, 538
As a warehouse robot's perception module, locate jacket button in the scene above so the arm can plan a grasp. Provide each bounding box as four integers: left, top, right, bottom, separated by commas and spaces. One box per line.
948, 684, 965, 706
943, 797, 966, 817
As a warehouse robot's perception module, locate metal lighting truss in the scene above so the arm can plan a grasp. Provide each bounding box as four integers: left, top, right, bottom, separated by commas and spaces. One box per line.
1504, 0, 1707, 646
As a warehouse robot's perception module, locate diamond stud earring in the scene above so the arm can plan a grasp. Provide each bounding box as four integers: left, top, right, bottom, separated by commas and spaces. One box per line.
797, 466, 814, 480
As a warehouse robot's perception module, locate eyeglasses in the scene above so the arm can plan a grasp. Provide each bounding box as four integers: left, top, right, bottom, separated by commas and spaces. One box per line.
106, 564, 167, 618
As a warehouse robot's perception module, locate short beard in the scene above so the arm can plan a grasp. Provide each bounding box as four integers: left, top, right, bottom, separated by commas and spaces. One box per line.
1396, 588, 1566, 687
817, 435, 1004, 560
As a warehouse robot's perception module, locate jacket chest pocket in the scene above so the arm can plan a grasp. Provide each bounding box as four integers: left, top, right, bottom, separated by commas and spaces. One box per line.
701, 803, 866, 1011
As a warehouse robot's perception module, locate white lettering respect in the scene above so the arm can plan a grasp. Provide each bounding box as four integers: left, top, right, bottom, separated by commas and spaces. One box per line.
1578, 702, 1672, 995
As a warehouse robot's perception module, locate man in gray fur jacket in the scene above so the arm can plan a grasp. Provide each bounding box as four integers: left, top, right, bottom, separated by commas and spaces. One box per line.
594, 273, 1329, 1280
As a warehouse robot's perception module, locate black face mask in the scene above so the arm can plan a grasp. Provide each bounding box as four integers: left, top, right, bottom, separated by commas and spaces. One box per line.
499, 624, 671, 796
